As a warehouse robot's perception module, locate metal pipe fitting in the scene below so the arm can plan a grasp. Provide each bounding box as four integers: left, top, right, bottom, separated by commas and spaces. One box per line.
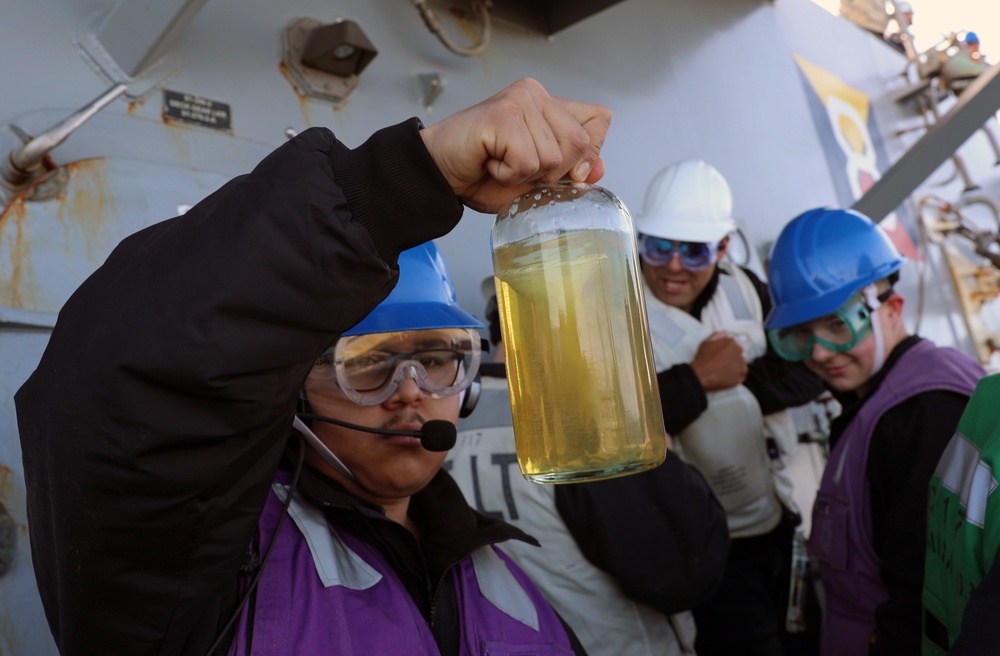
1, 83, 127, 192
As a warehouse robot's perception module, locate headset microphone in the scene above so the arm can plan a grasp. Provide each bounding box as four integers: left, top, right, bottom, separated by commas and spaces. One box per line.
412, 420, 458, 452
297, 413, 457, 452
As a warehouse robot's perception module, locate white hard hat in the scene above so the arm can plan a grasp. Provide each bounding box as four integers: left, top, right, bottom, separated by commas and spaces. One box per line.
896, 1, 912, 13
634, 160, 736, 243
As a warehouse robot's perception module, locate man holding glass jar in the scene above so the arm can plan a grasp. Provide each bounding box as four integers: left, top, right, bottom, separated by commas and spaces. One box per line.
636, 160, 825, 656
15, 77, 607, 656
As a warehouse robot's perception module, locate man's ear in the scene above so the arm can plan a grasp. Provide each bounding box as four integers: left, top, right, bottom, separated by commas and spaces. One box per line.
716, 235, 731, 261
878, 292, 907, 336
884, 292, 905, 319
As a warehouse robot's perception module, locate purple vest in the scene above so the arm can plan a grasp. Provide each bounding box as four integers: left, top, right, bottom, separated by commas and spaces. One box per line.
809, 340, 982, 656
228, 475, 575, 656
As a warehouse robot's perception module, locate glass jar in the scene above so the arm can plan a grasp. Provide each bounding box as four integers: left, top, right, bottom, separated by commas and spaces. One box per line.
491, 180, 667, 483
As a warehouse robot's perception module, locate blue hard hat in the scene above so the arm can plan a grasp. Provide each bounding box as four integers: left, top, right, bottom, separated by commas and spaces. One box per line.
765, 208, 904, 330
966, 32, 980, 45
344, 241, 483, 335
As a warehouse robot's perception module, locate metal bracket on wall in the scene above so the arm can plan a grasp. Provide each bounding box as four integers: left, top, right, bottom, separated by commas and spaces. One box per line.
939, 242, 1000, 363
419, 73, 445, 109
855, 62, 1000, 222
917, 195, 1000, 363
282, 18, 370, 104
412, 0, 492, 57
0, 84, 126, 203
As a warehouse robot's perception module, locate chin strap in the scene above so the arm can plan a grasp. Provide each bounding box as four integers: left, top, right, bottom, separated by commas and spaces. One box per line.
862, 285, 887, 377
292, 416, 355, 481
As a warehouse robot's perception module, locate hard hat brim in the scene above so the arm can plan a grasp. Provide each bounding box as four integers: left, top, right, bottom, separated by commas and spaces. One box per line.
344, 302, 484, 336
634, 216, 734, 244
764, 285, 859, 331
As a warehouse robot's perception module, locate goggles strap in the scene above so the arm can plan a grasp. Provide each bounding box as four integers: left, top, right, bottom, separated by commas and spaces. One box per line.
862, 285, 887, 377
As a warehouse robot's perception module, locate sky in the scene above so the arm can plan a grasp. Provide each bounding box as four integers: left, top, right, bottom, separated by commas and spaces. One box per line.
811, 0, 999, 57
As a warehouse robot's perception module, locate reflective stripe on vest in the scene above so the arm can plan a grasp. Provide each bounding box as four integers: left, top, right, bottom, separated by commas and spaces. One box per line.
923, 372, 1000, 654
934, 433, 997, 528
274, 482, 540, 628
229, 475, 575, 655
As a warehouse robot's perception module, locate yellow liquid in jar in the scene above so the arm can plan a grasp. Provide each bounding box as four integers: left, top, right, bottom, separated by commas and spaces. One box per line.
493, 228, 667, 483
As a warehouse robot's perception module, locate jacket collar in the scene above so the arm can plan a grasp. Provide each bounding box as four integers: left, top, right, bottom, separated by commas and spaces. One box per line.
295, 464, 537, 583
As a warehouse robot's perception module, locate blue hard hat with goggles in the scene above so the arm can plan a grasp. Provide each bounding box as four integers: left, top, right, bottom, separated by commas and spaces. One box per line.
638, 235, 721, 272
767, 288, 893, 362
307, 241, 484, 406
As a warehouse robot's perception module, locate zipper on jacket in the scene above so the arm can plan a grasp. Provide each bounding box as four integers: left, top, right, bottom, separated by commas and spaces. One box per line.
428, 538, 496, 628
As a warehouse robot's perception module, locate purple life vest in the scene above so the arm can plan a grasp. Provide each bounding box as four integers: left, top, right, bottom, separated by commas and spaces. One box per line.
809, 340, 982, 656
227, 473, 575, 655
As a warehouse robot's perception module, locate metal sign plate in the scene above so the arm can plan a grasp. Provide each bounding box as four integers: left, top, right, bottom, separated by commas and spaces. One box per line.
163, 90, 232, 131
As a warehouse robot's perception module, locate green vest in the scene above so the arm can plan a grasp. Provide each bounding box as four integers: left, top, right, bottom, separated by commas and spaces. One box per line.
923, 373, 1000, 655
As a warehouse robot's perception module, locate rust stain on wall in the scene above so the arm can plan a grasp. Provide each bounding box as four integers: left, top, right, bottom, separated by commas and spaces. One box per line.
0, 197, 34, 309
447, 6, 494, 87
279, 62, 313, 127
162, 124, 193, 172
451, 6, 479, 40
0, 158, 121, 311
0, 462, 21, 527
0, 464, 13, 506
56, 159, 119, 269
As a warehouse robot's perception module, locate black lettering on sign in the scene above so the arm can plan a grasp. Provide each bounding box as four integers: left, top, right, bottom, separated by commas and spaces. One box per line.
470, 455, 504, 520
163, 90, 232, 131
492, 453, 520, 519
462, 452, 522, 520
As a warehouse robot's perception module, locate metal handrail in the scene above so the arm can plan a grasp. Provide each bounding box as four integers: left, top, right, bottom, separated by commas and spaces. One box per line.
1, 83, 126, 191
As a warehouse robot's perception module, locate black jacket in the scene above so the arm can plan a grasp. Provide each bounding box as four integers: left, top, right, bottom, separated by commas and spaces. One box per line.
472, 363, 730, 618
15, 121, 474, 655
950, 556, 1000, 655
554, 450, 730, 615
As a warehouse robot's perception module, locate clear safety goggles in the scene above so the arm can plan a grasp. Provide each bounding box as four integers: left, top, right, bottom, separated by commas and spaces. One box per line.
767, 289, 891, 362
639, 235, 720, 272
308, 328, 482, 406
